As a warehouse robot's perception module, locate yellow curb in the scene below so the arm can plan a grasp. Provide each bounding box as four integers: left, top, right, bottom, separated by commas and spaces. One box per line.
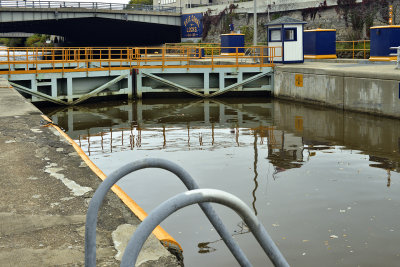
40, 114, 182, 252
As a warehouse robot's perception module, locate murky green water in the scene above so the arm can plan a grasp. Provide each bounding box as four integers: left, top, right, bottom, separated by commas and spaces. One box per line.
43, 98, 400, 266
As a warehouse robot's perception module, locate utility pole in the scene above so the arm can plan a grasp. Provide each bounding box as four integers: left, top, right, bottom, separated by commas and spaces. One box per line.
253, 0, 257, 46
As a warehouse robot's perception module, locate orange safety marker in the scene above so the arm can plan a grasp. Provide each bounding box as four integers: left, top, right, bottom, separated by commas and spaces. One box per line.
40, 114, 182, 252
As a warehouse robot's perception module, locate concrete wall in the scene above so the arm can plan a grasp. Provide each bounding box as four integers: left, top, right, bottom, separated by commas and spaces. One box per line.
273, 63, 400, 118
179, 0, 379, 43
181, 0, 352, 14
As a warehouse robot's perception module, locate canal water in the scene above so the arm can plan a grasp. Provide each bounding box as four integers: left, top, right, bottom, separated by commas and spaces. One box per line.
42, 98, 400, 266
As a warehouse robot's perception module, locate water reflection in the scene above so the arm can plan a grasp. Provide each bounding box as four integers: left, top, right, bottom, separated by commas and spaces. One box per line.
197, 221, 250, 254
42, 98, 400, 266
42, 98, 400, 177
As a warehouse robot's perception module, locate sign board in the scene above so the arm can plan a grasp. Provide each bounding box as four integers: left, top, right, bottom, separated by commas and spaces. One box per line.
181, 13, 203, 38
295, 74, 303, 87
295, 116, 303, 132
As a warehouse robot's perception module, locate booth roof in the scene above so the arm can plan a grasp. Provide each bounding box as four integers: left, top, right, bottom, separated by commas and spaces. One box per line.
266, 16, 307, 26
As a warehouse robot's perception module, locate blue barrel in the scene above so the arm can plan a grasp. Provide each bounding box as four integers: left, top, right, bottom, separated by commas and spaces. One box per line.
304, 29, 336, 59
221, 33, 245, 55
370, 26, 400, 61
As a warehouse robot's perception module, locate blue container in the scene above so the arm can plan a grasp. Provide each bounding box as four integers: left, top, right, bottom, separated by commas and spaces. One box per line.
194, 48, 205, 58
221, 34, 245, 55
304, 29, 336, 59
370, 26, 400, 61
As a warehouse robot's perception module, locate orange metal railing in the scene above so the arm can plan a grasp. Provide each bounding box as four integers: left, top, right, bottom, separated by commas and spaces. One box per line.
336, 40, 370, 59
0, 46, 280, 75
165, 43, 220, 48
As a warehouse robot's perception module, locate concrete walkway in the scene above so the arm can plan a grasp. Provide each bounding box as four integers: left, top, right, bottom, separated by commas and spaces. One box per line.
277, 61, 400, 80
0, 79, 180, 266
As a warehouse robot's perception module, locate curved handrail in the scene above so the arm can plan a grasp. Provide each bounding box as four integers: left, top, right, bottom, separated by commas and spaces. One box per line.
85, 158, 251, 267
121, 189, 290, 267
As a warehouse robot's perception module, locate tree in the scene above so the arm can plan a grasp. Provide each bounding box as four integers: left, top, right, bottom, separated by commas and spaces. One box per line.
336, 0, 390, 38
128, 0, 152, 5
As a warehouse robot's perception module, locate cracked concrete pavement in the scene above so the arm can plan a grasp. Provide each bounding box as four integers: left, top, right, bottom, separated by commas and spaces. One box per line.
0, 79, 181, 266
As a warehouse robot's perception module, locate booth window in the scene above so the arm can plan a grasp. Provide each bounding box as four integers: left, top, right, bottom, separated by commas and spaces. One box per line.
269, 29, 282, 41
284, 28, 297, 41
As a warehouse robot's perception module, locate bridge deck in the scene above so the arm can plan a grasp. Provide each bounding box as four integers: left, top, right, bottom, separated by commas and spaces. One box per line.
0, 0, 181, 14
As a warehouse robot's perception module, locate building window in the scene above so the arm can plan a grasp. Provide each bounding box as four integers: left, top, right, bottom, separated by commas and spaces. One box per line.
284, 28, 297, 41
160, 0, 175, 4
269, 29, 281, 41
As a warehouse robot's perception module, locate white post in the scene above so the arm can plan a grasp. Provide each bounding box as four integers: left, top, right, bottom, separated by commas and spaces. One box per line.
67, 76, 73, 103
203, 71, 209, 95
51, 78, 57, 98
127, 73, 133, 99
204, 100, 210, 124
31, 78, 39, 102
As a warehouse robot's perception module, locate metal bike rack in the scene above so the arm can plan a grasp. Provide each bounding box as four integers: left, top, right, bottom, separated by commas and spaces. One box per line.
85, 158, 251, 267
120, 189, 289, 267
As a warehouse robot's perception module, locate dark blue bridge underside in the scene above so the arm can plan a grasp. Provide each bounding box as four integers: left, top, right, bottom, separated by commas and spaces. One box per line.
0, 17, 180, 46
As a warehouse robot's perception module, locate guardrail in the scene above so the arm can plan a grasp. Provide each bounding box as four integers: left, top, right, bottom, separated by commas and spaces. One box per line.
85, 158, 289, 267
0, 0, 182, 13
336, 40, 370, 59
390, 46, 400, 69
0, 46, 279, 75
165, 42, 269, 49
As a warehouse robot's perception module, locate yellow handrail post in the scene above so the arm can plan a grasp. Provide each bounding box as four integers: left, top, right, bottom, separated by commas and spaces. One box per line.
364, 40, 366, 59
52, 48, 55, 70
7, 49, 10, 75
26, 48, 29, 72
186, 47, 189, 70
35, 48, 38, 76
352, 41, 355, 59
108, 47, 111, 74
235, 47, 238, 68
162, 47, 165, 70
211, 47, 214, 70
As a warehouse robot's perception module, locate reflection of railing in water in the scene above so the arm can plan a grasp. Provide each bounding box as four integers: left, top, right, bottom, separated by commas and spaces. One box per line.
77, 124, 279, 156
197, 221, 251, 254
197, 131, 262, 255
79, 124, 143, 156
252, 131, 259, 216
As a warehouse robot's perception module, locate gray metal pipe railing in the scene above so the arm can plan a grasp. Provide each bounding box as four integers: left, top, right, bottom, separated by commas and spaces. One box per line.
85, 158, 252, 267
121, 189, 290, 267
390, 46, 400, 69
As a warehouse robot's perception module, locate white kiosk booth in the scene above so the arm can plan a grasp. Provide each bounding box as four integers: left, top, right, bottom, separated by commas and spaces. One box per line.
266, 16, 306, 63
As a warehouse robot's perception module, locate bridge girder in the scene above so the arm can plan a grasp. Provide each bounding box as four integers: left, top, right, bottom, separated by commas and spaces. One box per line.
0, 8, 180, 26
0, 16, 181, 46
